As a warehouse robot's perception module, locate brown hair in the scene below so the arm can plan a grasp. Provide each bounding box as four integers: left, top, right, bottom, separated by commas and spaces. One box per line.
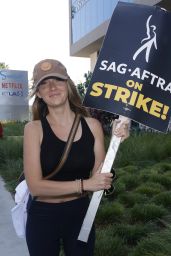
31, 78, 89, 120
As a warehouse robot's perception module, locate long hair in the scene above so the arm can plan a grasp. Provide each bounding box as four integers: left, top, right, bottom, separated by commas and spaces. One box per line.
30, 78, 89, 120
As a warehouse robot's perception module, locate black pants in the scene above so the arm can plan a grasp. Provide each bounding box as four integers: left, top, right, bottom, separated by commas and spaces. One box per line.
26, 196, 95, 256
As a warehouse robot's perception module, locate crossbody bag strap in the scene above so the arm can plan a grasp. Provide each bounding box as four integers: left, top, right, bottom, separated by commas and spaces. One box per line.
44, 113, 81, 180
17, 113, 81, 185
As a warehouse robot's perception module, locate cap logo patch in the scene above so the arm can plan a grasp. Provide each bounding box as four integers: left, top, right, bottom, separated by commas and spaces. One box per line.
40, 61, 52, 71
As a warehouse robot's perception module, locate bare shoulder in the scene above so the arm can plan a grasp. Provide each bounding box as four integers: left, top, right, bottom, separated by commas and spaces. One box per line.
84, 117, 104, 137
24, 120, 41, 130
24, 120, 42, 137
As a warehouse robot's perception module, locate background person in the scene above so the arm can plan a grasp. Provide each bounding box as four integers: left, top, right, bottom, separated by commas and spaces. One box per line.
0, 122, 3, 138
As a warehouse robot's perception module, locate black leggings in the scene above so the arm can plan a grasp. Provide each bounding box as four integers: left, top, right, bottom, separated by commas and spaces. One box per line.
26, 196, 95, 256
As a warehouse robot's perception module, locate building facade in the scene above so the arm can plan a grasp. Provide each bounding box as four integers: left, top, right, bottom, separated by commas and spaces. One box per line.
69, 0, 171, 71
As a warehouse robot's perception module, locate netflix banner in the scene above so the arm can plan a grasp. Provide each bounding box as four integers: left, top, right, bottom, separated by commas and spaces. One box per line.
83, 2, 171, 133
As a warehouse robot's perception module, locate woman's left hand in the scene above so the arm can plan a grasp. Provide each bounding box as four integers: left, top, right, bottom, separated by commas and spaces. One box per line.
113, 119, 130, 142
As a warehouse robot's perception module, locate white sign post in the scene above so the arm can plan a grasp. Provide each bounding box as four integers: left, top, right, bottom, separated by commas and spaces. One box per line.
78, 115, 129, 243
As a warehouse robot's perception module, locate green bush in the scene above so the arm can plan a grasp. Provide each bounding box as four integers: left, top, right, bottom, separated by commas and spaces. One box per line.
112, 223, 150, 246
139, 168, 156, 182
152, 162, 171, 173
148, 174, 171, 189
0, 158, 23, 193
2, 121, 26, 136
95, 229, 129, 256
96, 202, 125, 225
118, 192, 148, 207
117, 165, 139, 174
130, 204, 168, 223
135, 182, 165, 197
152, 192, 171, 208
113, 180, 126, 195
129, 227, 171, 256
115, 133, 171, 167
119, 174, 140, 190
0, 145, 5, 166
0, 137, 23, 162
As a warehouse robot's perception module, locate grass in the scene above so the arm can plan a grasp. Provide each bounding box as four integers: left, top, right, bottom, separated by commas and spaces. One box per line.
152, 192, 171, 208
129, 227, 171, 256
95, 229, 129, 256
95, 132, 171, 255
118, 192, 148, 207
119, 174, 140, 190
96, 202, 125, 224
0, 136, 23, 191
115, 132, 171, 167
149, 174, 171, 189
112, 223, 151, 246
0, 158, 23, 193
135, 182, 165, 197
0, 136, 23, 160
130, 203, 168, 223
0, 122, 171, 255
0, 122, 24, 191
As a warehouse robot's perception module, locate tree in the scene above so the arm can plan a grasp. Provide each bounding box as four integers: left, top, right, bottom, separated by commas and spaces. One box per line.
0, 62, 9, 69
77, 71, 92, 100
77, 71, 118, 135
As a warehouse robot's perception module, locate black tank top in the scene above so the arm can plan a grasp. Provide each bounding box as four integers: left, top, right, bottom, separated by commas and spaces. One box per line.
40, 116, 95, 181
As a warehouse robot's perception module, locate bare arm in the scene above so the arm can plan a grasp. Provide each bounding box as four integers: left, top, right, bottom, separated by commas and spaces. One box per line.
82, 118, 113, 191
87, 117, 106, 174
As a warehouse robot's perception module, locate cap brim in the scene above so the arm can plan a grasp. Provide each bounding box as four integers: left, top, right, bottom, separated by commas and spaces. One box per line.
34, 72, 68, 88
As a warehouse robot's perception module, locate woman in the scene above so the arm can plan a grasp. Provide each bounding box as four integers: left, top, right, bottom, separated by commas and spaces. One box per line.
24, 59, 129, 256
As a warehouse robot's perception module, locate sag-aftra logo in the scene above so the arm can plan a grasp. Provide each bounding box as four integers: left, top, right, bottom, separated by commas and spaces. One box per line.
133, 15, 157, 63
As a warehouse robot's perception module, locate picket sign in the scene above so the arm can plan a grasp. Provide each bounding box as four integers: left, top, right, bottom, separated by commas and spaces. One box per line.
78, 115, 129, 243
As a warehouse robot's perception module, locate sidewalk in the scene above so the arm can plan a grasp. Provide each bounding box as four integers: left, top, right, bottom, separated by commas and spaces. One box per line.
0, 177, 29, 256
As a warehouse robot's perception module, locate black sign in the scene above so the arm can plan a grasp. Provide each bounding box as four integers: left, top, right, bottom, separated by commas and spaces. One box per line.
83, 2, 171, 133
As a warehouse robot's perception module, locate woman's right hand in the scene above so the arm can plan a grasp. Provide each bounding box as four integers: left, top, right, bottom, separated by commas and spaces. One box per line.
83, 165, 113, 192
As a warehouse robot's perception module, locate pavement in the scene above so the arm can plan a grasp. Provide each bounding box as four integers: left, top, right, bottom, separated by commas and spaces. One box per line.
0, 177, 29, 256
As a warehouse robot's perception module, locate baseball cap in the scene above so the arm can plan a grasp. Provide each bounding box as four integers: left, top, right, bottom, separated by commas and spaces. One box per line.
33, 59, 69, 88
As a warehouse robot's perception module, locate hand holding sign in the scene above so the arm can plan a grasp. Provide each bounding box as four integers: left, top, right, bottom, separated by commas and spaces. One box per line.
84, 163, 113, 192
113, 118, 130, 142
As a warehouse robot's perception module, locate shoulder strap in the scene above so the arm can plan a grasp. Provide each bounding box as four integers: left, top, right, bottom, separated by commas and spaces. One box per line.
17, 113, 81, 184
44, 113, 81, 180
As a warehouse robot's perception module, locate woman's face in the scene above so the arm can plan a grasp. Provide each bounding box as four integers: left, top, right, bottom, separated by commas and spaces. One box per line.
37, 78, 69, 108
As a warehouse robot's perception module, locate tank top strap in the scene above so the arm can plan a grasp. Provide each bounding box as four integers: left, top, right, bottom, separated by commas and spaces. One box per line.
40, 116, 49, 137
81, 117, 95, 142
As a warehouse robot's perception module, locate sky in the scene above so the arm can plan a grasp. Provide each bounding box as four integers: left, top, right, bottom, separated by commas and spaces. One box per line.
0, 0, 90, 84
